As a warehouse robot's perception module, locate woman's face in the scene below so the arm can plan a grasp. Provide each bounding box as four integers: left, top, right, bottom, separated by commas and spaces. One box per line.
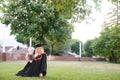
36, 47, 44, 54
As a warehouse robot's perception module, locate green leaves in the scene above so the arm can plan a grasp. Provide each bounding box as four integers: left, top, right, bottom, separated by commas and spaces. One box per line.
0, 0, 74, 54
92, 25, 120, 63
84, 40, 95, 57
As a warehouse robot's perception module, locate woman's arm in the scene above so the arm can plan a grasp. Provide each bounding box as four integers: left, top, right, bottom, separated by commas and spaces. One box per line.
33, 55, 42, 61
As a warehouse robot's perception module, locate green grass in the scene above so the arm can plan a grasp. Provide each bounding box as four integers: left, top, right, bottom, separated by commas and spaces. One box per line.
0, 61, 120, 80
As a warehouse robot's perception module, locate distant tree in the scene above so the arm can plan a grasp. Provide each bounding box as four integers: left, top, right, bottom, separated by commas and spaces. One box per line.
71, 39, 83, 55
84, 40, 94, 57
92, 25, 120, 63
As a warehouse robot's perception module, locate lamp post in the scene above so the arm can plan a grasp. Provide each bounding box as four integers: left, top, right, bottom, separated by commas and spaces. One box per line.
29, 37, 32, 54
30, 37, 32, 47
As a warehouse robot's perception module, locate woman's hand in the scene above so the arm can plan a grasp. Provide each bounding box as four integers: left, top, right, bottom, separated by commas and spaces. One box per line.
39, 73, 43, 78
25, 54, 30, 61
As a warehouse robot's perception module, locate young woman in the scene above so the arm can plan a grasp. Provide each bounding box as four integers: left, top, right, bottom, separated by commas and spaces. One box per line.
16, 43, 47, 78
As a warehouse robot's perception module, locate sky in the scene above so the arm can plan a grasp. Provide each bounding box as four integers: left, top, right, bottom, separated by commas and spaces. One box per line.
0, 24, 26, 47
72, 0, 112, 43
0, 0, 112, 47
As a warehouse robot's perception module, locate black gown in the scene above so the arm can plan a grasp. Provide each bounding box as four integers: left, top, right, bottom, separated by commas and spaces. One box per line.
16, 53, 47, 77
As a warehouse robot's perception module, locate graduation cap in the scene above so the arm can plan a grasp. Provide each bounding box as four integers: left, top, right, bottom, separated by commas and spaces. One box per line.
34, 43, 44, 47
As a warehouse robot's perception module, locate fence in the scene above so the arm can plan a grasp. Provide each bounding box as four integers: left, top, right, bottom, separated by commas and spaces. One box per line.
0, 52, 106, 61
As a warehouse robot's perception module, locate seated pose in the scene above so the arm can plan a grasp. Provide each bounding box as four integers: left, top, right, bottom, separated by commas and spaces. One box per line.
16, 43, 47, 77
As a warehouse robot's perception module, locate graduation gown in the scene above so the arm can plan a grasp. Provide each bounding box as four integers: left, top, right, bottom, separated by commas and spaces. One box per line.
16, 53, 47, 77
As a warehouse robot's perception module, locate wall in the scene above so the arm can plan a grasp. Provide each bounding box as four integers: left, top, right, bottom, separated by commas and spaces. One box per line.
0, 52, 106, 61
0, 52, 26, 61
48, 55, 106, 61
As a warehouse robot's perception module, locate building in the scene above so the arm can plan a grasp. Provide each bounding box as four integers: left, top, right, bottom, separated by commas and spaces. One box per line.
103, 1, 120, 28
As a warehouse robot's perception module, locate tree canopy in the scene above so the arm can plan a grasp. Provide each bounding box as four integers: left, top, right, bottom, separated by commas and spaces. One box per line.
0, 0, 73, 50
84, 40, 94, 57
71, 39, 83, 55
1, 0, 111, 22
92, 25, 120, 63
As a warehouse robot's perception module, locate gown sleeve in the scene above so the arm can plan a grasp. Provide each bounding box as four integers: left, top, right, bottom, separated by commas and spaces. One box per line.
39, 54, 47, 76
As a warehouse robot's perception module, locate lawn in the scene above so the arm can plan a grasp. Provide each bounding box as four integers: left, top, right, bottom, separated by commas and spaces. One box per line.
0, 61, 120, 80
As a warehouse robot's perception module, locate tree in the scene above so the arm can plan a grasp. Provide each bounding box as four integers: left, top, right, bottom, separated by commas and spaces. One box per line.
92, 25, 120, 63
0, 0, 74, 55
0, 0, 108, 22
84, 40, 94, 57
49, 0, 120, 22
71, 39, 83, 55
0, 0, 88, 48
47, 0, 79, 19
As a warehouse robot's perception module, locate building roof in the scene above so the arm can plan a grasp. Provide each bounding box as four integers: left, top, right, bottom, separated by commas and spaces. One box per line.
0, 46, 34, 54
